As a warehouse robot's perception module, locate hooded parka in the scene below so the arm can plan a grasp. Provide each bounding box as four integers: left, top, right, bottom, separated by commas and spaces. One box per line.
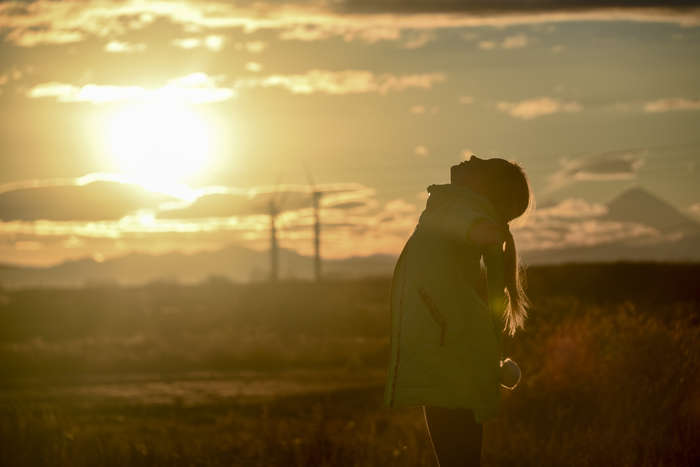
384, 184, 507, 423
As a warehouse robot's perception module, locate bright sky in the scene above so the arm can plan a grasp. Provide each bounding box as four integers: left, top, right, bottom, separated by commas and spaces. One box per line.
1, 1, 699, 266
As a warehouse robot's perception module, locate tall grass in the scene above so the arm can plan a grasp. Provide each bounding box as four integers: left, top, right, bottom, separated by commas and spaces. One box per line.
0, 263, 698, 466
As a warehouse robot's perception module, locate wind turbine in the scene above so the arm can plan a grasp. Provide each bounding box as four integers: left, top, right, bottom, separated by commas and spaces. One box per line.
304, 163, 322, 282
268, 197, 279, 282
267, 176, 289, 283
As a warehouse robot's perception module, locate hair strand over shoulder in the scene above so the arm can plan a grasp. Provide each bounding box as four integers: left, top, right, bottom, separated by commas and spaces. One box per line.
503, 227, 529, 336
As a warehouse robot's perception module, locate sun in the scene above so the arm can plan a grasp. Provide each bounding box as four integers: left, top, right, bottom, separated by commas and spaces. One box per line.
106, 101, 213, 189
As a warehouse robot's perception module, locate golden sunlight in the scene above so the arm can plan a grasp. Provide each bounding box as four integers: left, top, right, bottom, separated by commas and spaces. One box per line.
106, 101, 213, 187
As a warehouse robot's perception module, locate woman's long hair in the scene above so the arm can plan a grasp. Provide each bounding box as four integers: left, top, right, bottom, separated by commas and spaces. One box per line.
503, 225, 529, 335
490, 161, 532, 336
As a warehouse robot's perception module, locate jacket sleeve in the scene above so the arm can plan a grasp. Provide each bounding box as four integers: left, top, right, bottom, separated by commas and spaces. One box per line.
483, 243, 507, 354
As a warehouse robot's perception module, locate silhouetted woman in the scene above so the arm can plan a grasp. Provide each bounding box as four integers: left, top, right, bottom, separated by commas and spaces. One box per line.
384, 156, 531, 466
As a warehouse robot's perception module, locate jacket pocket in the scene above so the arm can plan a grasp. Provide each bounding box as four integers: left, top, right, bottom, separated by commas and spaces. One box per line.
418, 287, 447, 346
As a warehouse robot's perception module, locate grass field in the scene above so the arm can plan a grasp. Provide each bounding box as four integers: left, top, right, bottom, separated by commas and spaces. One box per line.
1, 263, 699, 466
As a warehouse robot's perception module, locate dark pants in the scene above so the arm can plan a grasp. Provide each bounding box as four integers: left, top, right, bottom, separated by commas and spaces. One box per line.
423, 406, 483, 467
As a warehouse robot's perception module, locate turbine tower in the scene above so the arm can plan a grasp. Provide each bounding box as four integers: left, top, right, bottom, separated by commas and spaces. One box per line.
304, 163, 322, 282
268, 198, 279, 282
267, 176, 288, 283
312, 190, 322, 282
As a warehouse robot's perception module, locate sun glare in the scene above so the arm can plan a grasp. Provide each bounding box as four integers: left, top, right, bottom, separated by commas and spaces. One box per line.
106, 101, 213, 189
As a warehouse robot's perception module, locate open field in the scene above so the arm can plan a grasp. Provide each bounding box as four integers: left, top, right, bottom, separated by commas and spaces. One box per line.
1, 263, 699, 466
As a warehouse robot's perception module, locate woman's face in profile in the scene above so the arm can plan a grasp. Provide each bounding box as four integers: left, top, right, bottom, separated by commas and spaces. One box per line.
451, 156, 507, 191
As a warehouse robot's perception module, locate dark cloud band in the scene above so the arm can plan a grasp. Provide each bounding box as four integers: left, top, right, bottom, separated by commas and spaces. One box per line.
158, 186, 369, 219
0, 181, 173, 222
335, 0, 700, 14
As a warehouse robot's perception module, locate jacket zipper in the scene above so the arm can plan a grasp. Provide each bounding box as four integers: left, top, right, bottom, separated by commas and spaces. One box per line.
418, 287, 447, 346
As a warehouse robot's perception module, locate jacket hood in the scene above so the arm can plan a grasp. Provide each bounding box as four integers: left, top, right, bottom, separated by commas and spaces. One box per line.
424, 184, 499, 220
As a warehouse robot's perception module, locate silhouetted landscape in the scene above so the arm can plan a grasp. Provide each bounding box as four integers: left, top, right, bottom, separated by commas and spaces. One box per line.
1, 262, 698, 466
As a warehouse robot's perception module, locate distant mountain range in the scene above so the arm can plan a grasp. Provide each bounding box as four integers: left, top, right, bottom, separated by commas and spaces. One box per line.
0, 245, 398, 288
1, 187, 698, 288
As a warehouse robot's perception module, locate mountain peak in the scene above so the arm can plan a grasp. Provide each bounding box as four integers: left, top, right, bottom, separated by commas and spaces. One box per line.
606, 186, 698, 234
609, 186, 659, 204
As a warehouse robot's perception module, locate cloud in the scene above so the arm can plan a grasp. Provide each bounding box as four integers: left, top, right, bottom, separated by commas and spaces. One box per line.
158, 192, 277, 219
551, 44, 565, 53
164, 72, 235, 102
27, 82, 146, 103
151, 187, 414, 260
514, 217, 658, 252
414, 145, 429, 157
479, 33, 529, 50
26, 70, 444, 103
105, 40, 146, 53
26, 72, 236, 104
497, 97, 582, 119
172, 35, 225, 51
502, 33, 528, 48
532, 198, 608, 219
689, 203, 700, 220
0, 171, 418, 266
4, 28, 84, 47
325, 200, 367, 211
2, 1, 697, 47
0, 177, 377, 238
245, 62, 262, 73
459, 95, 474, 104
643, 98, 700, 113
546, 149, 645, 192
0, 66, 23, 92
241, 70, 445, 95
158, 184, 375, 219
0, 180, 174, 222
279, 25, 335, 42
384, 199, 418, 214
204, 35, 224, 50
278, 23, 404, 43
336, 1, 700, 14
172, 37, 201, 49
0, 189, 423, 267
240, 41, 266, 53
14, 240, 43, 251
511, 195, 663, 251
402, 31, 435, 49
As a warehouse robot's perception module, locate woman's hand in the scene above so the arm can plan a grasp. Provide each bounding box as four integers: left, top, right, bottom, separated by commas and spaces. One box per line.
468, 219, 505, 246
